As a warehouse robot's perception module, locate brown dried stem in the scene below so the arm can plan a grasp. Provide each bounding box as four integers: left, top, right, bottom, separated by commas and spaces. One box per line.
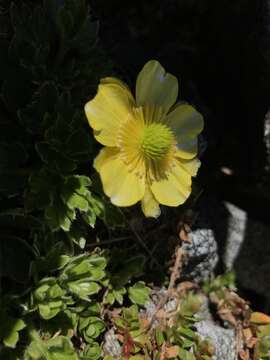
147, 245, 185, 330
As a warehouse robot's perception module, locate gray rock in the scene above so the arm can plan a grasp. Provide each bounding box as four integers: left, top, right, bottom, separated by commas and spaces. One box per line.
224, 202, 270, 298
223, 202, 247, 269
195, 320, 236, 360
103, 291, 238, 359
195, 296, 237, 360
102, 328, 122, 358
144, 291, 238, 360
183, 196, 270, 298
182, 217, 219, 283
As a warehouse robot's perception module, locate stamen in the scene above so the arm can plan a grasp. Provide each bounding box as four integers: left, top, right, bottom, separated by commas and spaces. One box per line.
117, 108, 176, 182
140, 123, 174, 160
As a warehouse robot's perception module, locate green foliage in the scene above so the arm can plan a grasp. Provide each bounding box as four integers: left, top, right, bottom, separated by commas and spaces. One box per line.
31, 277, 67, 320
0, 240, 155, 358
0, 0, 116, 261
27, 252, 107, 324
108, 292, 214, 359
113, 304, 151, 355
79, 316, 105, 342
255, 324, 270, 359
203, 271, 236, 298
0, 0, 219, 359
24, 333, 78, 360
80, 343, 102, 360
153, 293, 214, 360
128, 281, 151, 305
0, 308, 26, 348
0, 1, 119, 357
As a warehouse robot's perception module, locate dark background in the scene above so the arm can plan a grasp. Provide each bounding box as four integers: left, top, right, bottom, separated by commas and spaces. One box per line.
91, 0, 270, 215
89, 0, 270, 308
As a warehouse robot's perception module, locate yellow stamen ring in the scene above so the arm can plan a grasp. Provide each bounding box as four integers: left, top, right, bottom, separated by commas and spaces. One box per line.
117, 113, 176, 182
140, 123, 174, 160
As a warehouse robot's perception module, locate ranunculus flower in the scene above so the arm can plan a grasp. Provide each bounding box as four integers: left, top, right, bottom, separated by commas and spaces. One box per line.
85, 60, 203, 218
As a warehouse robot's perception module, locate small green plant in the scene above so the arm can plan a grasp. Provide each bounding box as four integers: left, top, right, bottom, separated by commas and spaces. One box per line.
25, 333, 78, 360
0, 299, 26, 348
203, 271, 236, 297
152, 293, 214, 360
105, 291, 214, 359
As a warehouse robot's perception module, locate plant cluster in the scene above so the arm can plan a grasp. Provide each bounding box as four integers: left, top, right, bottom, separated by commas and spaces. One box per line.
1, 1, 269, 359
204, 273, 270, 360
0, 249, 152, 359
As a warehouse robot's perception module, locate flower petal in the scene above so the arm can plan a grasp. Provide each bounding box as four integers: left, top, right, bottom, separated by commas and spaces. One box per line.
150, 160, 192, 206
177, 157, 201, 176
166, 104, 204, 159
136, 60, 178, 114
85, 78, 135, 146
94, 147, 145, 206
141, 185, 161, 218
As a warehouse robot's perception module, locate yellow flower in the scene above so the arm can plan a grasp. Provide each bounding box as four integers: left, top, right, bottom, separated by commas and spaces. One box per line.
85, 60, 203, 218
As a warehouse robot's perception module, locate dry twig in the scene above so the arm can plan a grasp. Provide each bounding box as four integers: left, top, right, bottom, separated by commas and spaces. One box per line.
147, 245, 185, 330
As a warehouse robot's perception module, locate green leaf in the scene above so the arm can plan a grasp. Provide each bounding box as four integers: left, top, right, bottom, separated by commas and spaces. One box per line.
68, 224, 87, 248
255, 336, 270, 358
81, 342, 101, 360
61, 254, 106, 281
203, 272, 236, 294
105, 291, 115, 305
155, 328, 165, 347
89, 254, 107, 269
67, 280, 101, 299
83, 194, 104, 228
79, 316, 105, 343
33, 278, 66, 319
113, 317, 127, 330
39, 303, 62, 320
62, 254, 90, 277
25, 336, 78, 360
178, 348, 196, 360
3, 331, 19, 349
89, 267, 105, 282
179, 293, 202, 318
1, 317, 26, 348
258, 324, 270, 338
110, 254, 146, 287
33, 245, 70, 274
66, 192, 89, 212
61, 176, 92, 212
45, 198, 75, 232
178, 326, 196, 339
128, 282, 150, 306
114, 287, 126, 305
47, 337, 79, 360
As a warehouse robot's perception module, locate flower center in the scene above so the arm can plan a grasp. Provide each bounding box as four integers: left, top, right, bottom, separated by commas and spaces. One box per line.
140, 123, 174, 160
